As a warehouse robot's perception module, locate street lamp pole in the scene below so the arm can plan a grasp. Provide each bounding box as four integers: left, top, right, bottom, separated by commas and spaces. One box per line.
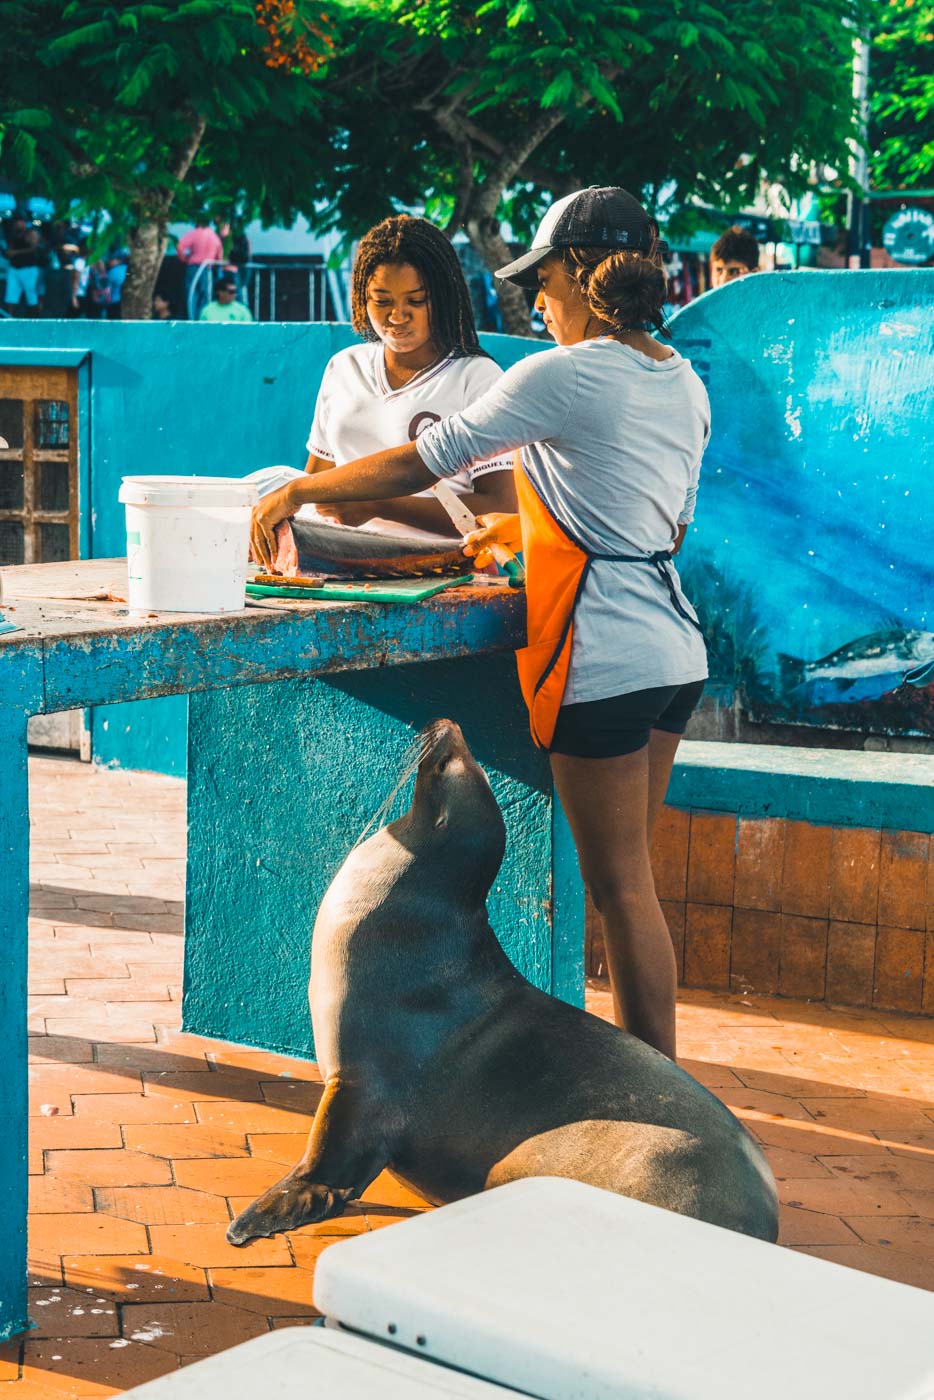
847, 32, 872, 269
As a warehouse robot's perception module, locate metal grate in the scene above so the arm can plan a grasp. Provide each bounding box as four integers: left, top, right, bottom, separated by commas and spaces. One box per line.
0, 368, 78, 565
0, 460, 25, 511
0, 518, 25, 565
0, 398, 24, 449
39, 459, 70, 511
36, 399, 70, 449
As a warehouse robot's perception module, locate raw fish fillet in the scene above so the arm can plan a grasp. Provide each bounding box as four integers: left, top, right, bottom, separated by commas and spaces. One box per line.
272, 517, 469, 580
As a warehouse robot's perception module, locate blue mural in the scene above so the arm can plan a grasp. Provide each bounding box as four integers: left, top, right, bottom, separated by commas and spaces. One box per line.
671, 269, 934, 737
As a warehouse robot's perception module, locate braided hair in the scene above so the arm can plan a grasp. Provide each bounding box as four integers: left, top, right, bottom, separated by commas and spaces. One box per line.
350, 215, 489, 359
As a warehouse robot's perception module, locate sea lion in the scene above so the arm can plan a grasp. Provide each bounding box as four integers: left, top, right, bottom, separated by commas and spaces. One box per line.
272, 516, 470, 579
227, 719, 779, 1246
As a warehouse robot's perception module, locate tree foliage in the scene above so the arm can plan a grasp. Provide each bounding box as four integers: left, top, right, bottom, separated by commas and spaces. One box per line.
0, 0, 876, 326
298, 0, 867, 328
871, 0, 934, 191
0, 0, 332, 315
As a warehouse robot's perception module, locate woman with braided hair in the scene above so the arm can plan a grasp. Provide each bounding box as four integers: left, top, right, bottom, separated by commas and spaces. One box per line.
250, 189, 709, 1061
247, 214, 515, 539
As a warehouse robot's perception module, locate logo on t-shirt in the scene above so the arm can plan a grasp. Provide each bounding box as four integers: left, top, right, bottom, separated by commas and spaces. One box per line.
408, 411, 441, 440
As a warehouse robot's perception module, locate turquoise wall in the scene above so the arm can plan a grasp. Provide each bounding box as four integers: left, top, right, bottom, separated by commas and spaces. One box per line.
0, 324, 544, 774
670, 270, 934, 736
185, 654, 582, 1059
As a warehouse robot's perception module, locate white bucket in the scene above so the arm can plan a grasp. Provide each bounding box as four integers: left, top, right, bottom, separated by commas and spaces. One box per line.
118, 475, 259, 613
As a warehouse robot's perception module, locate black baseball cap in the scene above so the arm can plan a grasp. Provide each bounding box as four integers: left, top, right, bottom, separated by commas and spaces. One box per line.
495, 186, 666, 288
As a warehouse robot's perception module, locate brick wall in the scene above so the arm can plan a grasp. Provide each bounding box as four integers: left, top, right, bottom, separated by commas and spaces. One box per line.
585, 808, 934, 1014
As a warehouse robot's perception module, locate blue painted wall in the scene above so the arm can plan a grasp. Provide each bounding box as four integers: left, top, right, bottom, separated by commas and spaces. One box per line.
184, 654, 582, 1059
0, 323, 544, 774
670, 270, 934, 736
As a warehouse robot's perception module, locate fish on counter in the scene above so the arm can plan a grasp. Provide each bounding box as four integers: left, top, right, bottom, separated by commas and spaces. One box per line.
271, 516, 471, 580
778, 628, 934, 707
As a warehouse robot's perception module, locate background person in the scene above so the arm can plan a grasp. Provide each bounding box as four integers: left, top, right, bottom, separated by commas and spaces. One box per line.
71, 243, 92, 316
3, 220, 45, 316
246, 214, 515, 539
710, 226, 760, 287
104, 248, 128, 319
249, 189, 709, 1062
228, 224, 253, 307
199, 274, 253, 322
177, 216, 223, 319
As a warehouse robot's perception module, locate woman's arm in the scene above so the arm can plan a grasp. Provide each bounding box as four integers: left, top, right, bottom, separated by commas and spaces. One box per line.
320, 495, 460, 534
304, 452, 334, 475
250, 442, 434, 569
252, 353, 567, 567
318, 466, 517, 535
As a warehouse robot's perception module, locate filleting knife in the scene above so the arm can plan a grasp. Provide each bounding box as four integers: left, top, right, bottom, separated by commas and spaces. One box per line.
432, 480, 525, 587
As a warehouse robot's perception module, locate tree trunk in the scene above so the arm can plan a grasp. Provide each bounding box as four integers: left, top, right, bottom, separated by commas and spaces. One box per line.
121, 107, 207, 320
456, 106, 567, 336
465, 213, 534, 336
122, 218, 169, 320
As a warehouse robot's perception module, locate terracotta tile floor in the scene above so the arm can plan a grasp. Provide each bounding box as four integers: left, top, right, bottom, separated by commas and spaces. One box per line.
3, 755, 934, 1395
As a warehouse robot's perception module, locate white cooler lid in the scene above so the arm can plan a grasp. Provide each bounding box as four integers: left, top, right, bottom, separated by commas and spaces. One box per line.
122, 1324, 520, 1397
119, 475, 259, 508
313, 1177, 934, 1400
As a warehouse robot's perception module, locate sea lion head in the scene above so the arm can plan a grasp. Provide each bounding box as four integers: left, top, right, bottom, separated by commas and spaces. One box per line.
398, 718, 506, 903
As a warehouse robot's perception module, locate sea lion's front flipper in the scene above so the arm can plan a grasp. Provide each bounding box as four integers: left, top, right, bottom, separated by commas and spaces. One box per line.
226, 1077, 388, 1245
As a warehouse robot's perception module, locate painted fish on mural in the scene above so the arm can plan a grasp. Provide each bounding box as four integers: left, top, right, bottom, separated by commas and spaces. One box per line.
777, 629, 934, 708
272, 517, 471, 580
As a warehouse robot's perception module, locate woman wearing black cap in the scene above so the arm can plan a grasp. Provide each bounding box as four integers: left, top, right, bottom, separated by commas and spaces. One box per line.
250, 187, 709, 1061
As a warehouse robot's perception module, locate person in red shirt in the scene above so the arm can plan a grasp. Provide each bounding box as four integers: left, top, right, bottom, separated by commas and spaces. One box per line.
176, 218, 223, 320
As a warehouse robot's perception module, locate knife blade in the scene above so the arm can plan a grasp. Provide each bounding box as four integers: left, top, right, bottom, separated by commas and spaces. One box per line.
432, 481, 525, 586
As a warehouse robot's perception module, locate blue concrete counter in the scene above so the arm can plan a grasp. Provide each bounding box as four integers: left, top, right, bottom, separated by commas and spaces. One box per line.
0, 559, 582, 1342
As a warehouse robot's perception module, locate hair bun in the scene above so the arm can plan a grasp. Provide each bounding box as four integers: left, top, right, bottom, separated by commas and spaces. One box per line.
586, 250, 667, 331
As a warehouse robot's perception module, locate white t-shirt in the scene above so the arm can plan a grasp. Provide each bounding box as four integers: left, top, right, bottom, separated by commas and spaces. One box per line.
306, 343, 513, 496
417, 338, 710, 704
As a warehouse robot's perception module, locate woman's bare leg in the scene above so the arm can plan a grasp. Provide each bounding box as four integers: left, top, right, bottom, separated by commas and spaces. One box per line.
647, 728, 682, 835
551, 743, 678, 1058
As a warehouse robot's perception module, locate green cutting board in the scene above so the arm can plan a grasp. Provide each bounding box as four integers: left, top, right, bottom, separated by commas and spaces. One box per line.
246, 574, 474, 604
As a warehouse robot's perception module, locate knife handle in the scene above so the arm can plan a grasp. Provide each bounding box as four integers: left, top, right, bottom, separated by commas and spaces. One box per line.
488, 543, 525, 587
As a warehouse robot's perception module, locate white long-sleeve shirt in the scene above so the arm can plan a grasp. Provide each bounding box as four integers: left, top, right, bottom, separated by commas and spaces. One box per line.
416, 337, 709, 703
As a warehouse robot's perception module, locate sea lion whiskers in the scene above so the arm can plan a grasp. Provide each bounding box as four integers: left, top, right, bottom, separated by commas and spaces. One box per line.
351, 724, 440, 850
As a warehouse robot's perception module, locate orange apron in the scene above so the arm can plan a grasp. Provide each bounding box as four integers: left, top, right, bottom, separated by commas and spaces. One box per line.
513, 455, 704, 750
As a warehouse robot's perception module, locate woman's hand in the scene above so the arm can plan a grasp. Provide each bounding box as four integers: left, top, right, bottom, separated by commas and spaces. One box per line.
249, 482, 300, 571
461, 512, 522, 570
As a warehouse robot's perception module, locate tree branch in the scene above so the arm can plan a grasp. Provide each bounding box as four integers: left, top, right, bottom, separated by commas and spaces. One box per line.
472, 105, 568, 217
167, 106, 207, 189
444, 132, 475, 235
456, 117, 579, 194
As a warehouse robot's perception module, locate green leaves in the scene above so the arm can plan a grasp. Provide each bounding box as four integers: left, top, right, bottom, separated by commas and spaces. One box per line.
0, 0, 334, 257
871, 0, 934, 194
115, 47, 177, 104
0, 0, 887, 319
541, 70, 575, 108
506, 0, 535, 24
5, 128, 39, 179
45, 19, 116, 54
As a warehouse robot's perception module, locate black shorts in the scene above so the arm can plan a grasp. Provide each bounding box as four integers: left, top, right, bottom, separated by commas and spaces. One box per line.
549, 679, 706, 759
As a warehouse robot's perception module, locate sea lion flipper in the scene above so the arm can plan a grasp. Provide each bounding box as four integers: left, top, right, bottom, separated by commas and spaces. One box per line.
226, 1076, 389, 1246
